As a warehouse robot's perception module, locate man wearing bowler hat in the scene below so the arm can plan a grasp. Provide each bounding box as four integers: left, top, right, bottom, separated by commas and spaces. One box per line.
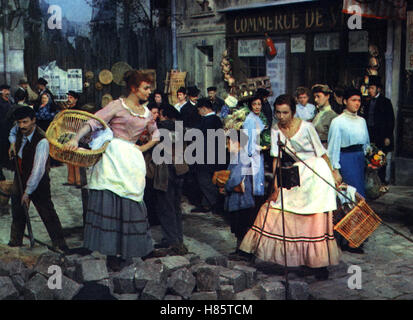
363, 76, 395, 189
180, 86, 202, 129
8, 106, 68, 252
35, 78, 56, 110
207, 86, 225, 115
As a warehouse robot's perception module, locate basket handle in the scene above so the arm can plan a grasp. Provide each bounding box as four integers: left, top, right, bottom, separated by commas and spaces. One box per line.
55, 109, 109, 129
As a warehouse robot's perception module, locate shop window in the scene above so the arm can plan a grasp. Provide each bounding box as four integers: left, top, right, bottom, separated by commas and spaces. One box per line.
240, 57, 266, 78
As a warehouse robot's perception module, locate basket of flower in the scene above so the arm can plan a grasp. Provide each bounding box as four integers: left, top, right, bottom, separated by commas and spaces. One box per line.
46, 110, 110, 167
365, 144, 386, 199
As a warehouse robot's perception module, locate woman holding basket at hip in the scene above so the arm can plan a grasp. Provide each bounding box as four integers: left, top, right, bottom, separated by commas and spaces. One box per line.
64, 70, 160, 271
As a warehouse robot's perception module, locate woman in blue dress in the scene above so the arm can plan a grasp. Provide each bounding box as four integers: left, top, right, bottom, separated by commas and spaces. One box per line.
328, 88, 370, 254
242, 95, 266, 202
328, 88, 370, 198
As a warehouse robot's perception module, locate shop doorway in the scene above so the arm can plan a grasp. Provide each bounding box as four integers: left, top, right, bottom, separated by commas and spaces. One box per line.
196, 45, 213, 95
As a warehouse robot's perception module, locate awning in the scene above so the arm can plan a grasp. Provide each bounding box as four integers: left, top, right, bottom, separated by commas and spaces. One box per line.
218, 0, 320, 13
342, 0, 406, 20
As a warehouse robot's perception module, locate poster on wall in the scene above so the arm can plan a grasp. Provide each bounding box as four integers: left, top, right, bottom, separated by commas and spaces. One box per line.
349, 31, 369, 53
38, 61, 83, 101
406, 11, 413, 71
266, 42, 286, 110
238, 39, 265, 57
291, 35, 306, 53
314, 33, 340, 51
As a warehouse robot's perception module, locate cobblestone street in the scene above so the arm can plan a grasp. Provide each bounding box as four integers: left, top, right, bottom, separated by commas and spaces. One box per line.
1, 165, 413, 300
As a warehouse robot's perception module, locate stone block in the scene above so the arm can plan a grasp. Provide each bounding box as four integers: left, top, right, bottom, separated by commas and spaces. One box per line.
10, 274, 25, 294
219, 276, 231, 286
184, 254, 201, 266
64, 266, 77, 281
0, 259, 26, 276
64, 254, 82, 268
75, 259, 109, 283
33, 252, 68, 277
220, 269, 246, 293
113, 293, 139, 300
97, 278, 115, 295
287, 281, 309, 300
159, 256, 191, 272
234, 288, 260, 300
140, 280, 167, 300
0, 276, 19, 300
23, 274, 54, 300
233, 265, 257, 288
205, 256, 229, 268
195, 265, 220, 292
124, 257, 144, 268
164, 295, 183, 300
53, 275, 83, 300
191, 291, 217, 300
218, 285, 235, 300
134, 261, 169, 291
167, 268, 196, 299
260, 281, 285, 300
113, 266, 137, 294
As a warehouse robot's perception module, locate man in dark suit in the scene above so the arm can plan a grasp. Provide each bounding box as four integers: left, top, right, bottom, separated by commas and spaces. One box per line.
363, 76, 395, 186
256, 88, 273, 129
207, 86, 225, 115
0, 84, 13, 180
14, 79, 29, 105
180, 86, 202, 129
35, 78, 56, 111
191, 98, 224, 214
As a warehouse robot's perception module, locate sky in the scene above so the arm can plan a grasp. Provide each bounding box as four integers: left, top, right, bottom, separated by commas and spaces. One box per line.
44, 0, 93, 23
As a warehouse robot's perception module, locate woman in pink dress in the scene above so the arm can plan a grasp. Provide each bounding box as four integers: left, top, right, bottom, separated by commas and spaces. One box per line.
240, 94, 341, 280
65, 70, 160, 270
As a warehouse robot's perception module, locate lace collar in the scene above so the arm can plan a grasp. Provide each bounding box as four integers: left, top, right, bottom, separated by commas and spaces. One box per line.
120, 98, 150, 118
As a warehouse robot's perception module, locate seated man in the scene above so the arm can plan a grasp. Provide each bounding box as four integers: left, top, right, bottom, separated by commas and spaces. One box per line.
8, 106, 68, 252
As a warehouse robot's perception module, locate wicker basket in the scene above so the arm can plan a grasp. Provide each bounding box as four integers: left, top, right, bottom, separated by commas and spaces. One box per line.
46, 110, 110, 167
334, 193, 382, 248
0, 180, 13, 207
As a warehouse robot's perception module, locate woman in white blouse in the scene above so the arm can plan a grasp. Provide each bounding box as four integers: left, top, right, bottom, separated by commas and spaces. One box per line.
240, 94, 341, 280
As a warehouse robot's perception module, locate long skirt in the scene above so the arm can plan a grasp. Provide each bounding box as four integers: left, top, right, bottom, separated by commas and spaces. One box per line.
84, 189, 154, 259
339, 150, 365, 198
240, 201, 341, 268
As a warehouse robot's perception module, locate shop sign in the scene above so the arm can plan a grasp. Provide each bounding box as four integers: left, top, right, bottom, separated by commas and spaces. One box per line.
291, 35, 306, 53
314, 32, 340, 51
238, 39, 265, 57
227, 4, 343, 36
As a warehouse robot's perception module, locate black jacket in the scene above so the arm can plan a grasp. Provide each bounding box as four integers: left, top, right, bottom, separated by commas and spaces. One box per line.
362, 94, 395, 152
180, 101, 201, 129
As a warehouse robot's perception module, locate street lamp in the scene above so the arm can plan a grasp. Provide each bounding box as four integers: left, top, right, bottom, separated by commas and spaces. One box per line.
0, 0, 30, 31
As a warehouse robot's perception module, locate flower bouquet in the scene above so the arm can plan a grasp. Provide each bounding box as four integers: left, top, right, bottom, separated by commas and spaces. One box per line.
366, 144, 386, 169
365, 144, 386, 199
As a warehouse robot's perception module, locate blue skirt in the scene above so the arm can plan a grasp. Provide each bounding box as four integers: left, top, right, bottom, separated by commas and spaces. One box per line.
339, 151, 365, 198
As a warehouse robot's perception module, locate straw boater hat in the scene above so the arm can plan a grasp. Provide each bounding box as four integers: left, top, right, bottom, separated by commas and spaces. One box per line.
102, 94, 113, 107
311, 84, 333, 95
99, 69, 113, 85
111, 61, 132, 86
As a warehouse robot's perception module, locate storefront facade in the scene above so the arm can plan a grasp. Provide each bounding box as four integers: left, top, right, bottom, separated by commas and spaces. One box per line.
222, 0, 388, 105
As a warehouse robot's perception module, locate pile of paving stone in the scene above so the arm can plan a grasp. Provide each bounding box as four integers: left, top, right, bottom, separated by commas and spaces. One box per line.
0, 251, 310, 300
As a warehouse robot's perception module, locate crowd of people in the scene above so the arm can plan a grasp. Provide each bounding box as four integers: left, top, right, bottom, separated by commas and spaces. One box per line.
0, 72, 395, 278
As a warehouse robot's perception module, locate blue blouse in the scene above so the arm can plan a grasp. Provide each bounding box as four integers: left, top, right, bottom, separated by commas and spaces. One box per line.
327, 110, 370, 170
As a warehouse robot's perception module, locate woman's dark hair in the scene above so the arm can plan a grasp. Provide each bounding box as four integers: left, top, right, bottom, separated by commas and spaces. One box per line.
248, 95, 263, 111
177, 87, 186, 95
295, 86, 311, 98
148, 102, 160, 111
274, 94, 297, 115
123, 70, 153, 94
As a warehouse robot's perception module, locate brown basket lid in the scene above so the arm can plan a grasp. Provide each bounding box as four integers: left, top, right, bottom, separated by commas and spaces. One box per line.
111, 61, 133, 86
99, 69, 113, 85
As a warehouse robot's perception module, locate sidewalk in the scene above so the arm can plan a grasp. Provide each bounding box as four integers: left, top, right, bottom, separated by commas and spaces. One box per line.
369, 186, 413, 227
